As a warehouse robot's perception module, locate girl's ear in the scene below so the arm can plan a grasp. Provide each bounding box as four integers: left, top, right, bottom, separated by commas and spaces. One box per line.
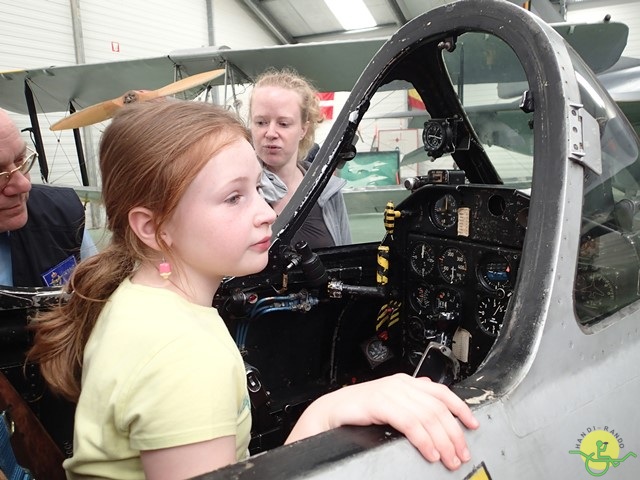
128, 207, 162, 250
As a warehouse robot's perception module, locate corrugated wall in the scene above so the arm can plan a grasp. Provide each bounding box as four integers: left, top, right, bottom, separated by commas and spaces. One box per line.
214, 0, 277, 49
0, 0, 75, 70
78, 1, 208, 63
0, 0, 276, 187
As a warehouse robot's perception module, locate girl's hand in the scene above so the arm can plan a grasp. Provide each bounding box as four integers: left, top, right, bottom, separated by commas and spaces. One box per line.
287, 373, 479, 471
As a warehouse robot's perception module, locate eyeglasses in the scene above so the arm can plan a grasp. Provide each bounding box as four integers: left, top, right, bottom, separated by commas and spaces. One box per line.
0, 147, 38, 191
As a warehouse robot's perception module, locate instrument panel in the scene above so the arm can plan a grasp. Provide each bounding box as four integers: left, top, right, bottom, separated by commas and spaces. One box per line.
215, 182, 531, 451
386, 184, 529, 378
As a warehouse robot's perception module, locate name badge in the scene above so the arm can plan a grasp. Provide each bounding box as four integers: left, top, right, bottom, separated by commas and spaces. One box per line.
41, 255, 77, 287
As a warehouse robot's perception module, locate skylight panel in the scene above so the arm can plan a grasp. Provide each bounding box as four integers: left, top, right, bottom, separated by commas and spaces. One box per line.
323, 0, 377, 31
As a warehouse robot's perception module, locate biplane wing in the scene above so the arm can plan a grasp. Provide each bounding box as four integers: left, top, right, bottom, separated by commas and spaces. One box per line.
0, 21, 632, 116
0, 39, 385, 115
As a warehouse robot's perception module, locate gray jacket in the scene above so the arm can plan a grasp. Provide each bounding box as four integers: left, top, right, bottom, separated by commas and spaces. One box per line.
300, 161, 352, 246
261, 161, 352, 246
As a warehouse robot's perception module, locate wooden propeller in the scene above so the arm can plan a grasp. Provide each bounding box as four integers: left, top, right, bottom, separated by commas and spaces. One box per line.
50, 68, 225, 131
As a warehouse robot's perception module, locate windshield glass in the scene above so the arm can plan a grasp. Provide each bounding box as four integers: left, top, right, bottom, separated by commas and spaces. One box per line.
569, 48, 640, 326
443, 32, 534, 189
333, 32, 535, 244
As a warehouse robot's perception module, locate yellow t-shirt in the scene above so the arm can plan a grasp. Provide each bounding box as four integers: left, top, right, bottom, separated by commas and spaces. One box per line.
64, 278, 251, 479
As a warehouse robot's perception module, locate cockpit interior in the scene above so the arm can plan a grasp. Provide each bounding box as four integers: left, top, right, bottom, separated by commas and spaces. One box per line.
213, 25, 640, 454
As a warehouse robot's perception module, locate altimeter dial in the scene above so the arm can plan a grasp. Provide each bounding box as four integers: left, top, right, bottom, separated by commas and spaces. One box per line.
477, 294, 510, 336
410, 242, 435, 277
432, 194, 458, 229
438, 247, 468, 284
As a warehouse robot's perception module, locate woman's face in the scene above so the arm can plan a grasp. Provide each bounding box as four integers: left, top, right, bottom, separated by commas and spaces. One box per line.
250, 86, 309, 172
162, 138, 276, 290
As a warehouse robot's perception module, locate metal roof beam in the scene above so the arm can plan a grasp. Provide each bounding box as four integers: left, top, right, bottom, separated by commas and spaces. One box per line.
385, 0, 407, 25
238, 0, 296, 44
294, 23, 399, 43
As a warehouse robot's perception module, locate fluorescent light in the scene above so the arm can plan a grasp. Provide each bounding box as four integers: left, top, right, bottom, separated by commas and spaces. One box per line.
323, 0, 377, 31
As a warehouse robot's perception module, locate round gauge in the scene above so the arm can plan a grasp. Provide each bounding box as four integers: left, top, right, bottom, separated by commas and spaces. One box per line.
364, 338, 392, 365
423, 121, 445, 151
478, 254, 512, 291
574, 270, 615, 310
438, 247, 468, 284
409, 283, 432, 315
410, 242, 435, 277
433, 288, 462, 322
432, 194, 458, 229
477, 294, 510, 336
407, 316, 427, 342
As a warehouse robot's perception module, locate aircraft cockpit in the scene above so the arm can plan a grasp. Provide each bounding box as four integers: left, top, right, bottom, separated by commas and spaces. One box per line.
212, 2, 640, 459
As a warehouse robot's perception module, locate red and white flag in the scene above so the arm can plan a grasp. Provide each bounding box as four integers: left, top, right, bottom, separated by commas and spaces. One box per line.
317, 92, 335, 120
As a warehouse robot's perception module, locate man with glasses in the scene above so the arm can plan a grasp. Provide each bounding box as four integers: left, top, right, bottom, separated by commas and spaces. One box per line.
0, 108, 96, 287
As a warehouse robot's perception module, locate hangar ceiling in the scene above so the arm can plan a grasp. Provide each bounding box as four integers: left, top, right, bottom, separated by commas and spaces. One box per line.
237, 0, 566, 44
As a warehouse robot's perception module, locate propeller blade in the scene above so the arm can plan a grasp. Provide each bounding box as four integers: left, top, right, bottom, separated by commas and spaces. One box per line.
50, 98, 124, 131
155, 68, 225, 97
50, 68, 226, 131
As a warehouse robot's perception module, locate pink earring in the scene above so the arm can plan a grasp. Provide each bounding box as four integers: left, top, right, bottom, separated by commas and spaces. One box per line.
158, 258, 172, 279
